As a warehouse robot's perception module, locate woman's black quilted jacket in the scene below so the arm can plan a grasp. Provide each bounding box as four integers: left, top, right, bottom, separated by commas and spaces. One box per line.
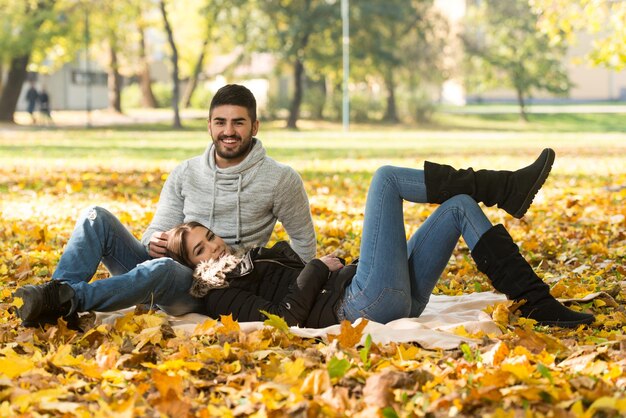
201, 241, 356, 328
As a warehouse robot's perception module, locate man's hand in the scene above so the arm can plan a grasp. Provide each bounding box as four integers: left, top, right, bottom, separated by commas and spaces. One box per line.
319, 254, 344, 272
148, 231, 170, 258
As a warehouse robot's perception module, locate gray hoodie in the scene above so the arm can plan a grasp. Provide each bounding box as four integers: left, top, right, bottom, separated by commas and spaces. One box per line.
141, 139, 316, 261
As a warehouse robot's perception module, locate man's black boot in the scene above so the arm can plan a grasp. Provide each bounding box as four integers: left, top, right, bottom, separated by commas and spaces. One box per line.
14, 280, 77, 327
424, 148, 555, 218
471, 224, 595, 328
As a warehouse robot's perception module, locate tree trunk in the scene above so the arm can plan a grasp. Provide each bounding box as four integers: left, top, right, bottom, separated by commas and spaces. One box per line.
108, 43, 122, 113
181, 36, 210, 109
383, 70, 399, 123
138, 25, 157, 108
312, 78, 326, 120
159, 0, 182, 129
515, 87, 528, 122
0, 55, 30, 123
287, 59, 305, 129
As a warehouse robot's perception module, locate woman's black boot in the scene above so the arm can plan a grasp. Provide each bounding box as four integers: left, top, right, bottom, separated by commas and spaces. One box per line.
471, 224, 594, 328
424, 148, 555, 218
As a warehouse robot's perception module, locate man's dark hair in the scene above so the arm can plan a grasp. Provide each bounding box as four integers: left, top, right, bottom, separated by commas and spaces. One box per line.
209, 84, 257, 122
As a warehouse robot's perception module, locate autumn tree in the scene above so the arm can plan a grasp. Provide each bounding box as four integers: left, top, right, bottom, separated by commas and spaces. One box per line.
350, 0, 448, 123
461, 0, 571, 121
159, 0, 182, 128
91, 1, 137, 113
530, 0, 626, 71
0, 0, 58, 122
259, 0, 340, 129
133, 1, 158, 108
168, 0, 246, 109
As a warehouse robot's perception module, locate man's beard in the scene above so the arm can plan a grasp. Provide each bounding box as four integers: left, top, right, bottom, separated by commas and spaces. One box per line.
213, 131, 254, 160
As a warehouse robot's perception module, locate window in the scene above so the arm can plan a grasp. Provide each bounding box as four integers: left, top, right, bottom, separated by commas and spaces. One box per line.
71, 70, 107, 86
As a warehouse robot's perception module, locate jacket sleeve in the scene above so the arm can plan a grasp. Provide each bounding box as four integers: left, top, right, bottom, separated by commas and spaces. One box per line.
272, 167, 316, 262
205, 259, 329, 327
141, 163, 186, 247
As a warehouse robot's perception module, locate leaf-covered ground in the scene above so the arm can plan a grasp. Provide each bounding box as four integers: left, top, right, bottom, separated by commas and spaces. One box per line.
1, 126, 626, 417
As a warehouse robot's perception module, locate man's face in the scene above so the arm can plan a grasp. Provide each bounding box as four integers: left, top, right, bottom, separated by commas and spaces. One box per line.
208, 105, 259, 168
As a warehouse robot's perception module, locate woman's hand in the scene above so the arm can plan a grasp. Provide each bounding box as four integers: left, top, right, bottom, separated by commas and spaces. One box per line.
319, 254, 344, 272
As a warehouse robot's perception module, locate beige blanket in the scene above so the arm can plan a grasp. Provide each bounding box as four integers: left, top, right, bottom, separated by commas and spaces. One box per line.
98, 292, 509, 350
97, 291, 606, 350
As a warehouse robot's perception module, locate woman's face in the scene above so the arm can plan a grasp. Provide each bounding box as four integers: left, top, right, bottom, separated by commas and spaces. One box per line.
185, 226, 230, 265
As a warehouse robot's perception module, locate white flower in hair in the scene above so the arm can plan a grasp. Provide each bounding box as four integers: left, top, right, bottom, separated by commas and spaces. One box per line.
190, 254, 242, 297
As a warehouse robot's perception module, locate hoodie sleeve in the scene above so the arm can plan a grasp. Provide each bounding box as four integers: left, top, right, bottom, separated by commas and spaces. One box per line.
204, 259, 329, 327
141, 163, 186, 247
272, 167, 317, 262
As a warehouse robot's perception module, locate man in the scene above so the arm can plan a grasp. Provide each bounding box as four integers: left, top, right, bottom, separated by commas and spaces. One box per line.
14, 84, 316, 327
25, 82, 39, 124
144, 84, 315, 261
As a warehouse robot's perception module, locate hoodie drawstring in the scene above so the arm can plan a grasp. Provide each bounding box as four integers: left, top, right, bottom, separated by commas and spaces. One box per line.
235, 174, 242, 244
209, 174, 217, 227
210, 171, 243, 245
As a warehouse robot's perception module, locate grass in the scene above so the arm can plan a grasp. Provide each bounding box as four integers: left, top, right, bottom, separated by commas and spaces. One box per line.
1, 112, 625, 169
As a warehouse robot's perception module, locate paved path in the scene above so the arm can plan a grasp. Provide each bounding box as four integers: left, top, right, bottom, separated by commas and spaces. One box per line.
7, 108, 208, 129
443, 104, 626, 114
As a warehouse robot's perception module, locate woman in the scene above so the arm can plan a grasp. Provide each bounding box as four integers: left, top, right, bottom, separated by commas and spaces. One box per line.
166, 154, 594, 329
14, 149, 594, 328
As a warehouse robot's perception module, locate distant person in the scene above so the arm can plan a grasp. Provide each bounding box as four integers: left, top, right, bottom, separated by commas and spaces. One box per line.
38, 87, 53, 125
13, 84, 317, 327
25, 83, 39, 124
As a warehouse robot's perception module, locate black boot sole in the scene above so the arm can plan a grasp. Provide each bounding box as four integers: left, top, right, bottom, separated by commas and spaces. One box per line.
513, 148, 555, 218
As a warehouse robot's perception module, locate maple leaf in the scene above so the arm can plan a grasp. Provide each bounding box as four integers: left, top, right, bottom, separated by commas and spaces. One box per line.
327, 319, 369, 349
327, 356, 351, 379
363, 369, 411, 408
152, 386, 192, 417
260, 310, 291, 335
0, 348, 35, 378
192, 318, 218, 335
218, 314, 240, 334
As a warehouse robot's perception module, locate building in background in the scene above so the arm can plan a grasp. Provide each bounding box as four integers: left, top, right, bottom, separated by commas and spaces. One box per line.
16, 58, 108, 112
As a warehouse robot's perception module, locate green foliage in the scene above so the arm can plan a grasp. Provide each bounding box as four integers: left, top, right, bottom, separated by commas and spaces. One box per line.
349, 0, 448, 123
0, 0, 78, 71
188, 83, 215, 110
359, 334, 372, 369
327, 356, 351, 379
462, 0, 572, 120
531, 0, 626, 71
261, 310, 291, 334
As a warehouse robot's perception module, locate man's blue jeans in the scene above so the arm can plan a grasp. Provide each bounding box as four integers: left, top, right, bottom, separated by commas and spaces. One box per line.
338, 166, 493, 323
52, 206, 204, 315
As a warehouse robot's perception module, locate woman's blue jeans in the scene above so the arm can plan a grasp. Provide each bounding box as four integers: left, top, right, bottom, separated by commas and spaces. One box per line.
338, 166, 493, 323
52, 206, 204, 315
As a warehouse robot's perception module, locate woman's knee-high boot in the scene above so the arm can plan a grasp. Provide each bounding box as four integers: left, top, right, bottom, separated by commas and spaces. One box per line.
471, 224, 594, 328
424, 148, 555, 218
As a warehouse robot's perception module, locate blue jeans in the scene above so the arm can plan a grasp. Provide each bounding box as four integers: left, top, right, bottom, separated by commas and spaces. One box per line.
338, 166, 493, 323
53, 206, 204, 315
